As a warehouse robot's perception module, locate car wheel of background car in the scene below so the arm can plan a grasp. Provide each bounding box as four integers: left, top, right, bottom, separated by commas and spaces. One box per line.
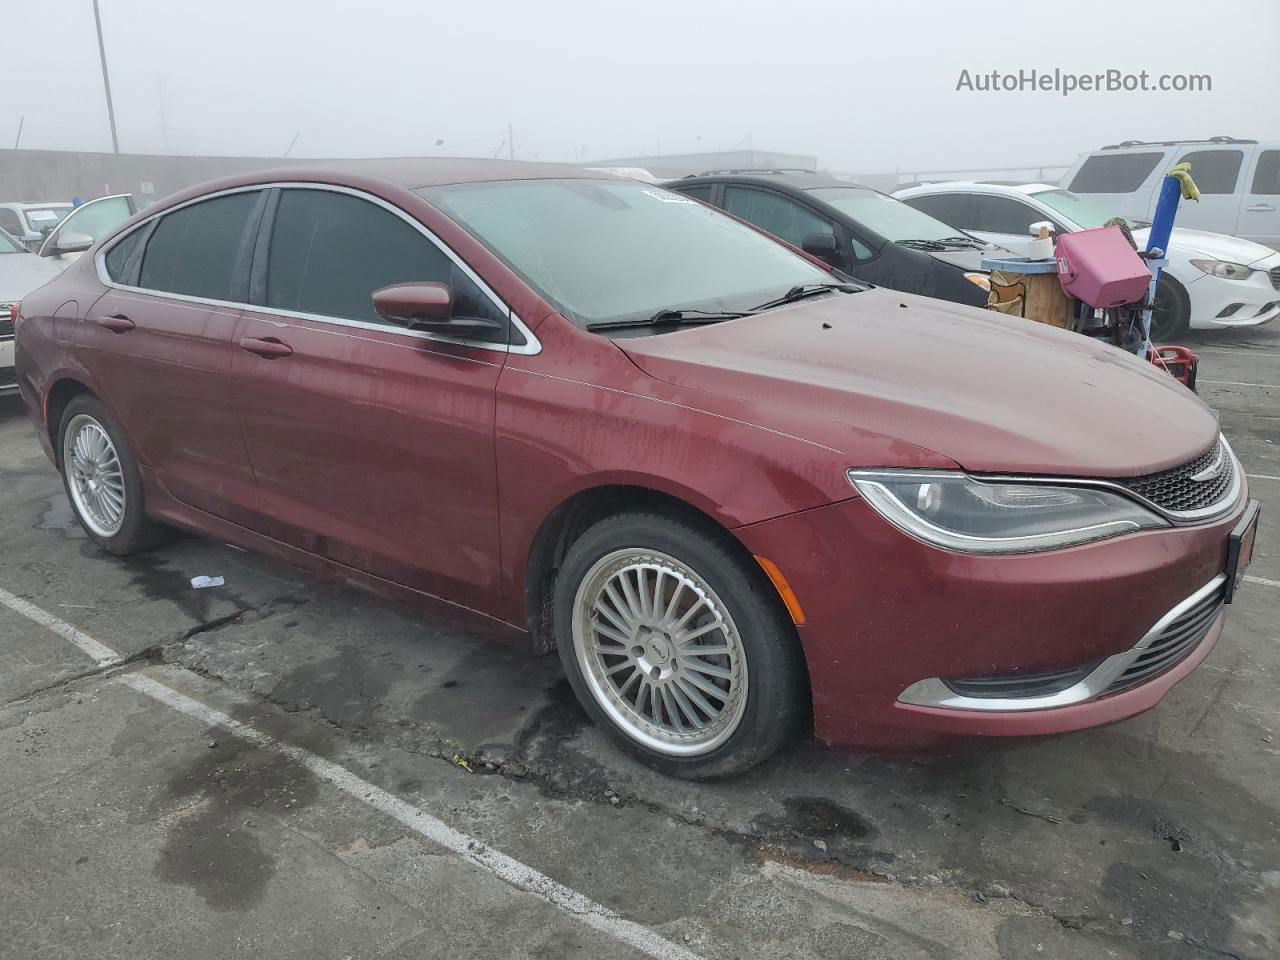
554, 510, 806, 779
59, 395, 166, 555
1150, 274, 1191, 341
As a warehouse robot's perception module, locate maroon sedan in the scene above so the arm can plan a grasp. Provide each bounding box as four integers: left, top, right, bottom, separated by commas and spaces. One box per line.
12, 160, 1259, 777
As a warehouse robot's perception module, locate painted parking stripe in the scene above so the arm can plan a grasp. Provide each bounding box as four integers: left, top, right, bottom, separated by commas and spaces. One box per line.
1246, 474, 1280, 482
3, 592, 706, 960
0, 587, 122, 667
1199, 380, 1280, 389
1244, 575, 1280, 589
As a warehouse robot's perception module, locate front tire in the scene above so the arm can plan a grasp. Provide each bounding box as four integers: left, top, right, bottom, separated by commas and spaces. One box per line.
59, 395, 165, 555
554, 511, 805, 779
1150, 275, 1190, 341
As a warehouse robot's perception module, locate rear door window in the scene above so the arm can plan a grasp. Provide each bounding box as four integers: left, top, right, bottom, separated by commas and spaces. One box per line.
1068, 152, 1163, 193
263, 188, 509, 338
138, 191, 261, 301
1176, 149, 1244, 195
677, 184, 715, 204
723, 186, 836, 250
1252, 150, 1280, 194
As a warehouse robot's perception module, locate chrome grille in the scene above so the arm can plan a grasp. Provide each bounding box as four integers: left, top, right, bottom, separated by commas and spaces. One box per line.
1117, 438, 1235, 515
0, 367, 16, 389
1103, 580, 1224, 694
0, 312, 13, 340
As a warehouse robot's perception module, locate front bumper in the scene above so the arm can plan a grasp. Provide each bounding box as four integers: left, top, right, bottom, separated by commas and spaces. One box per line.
734, 489, 1249, 750
1187, 262, 1280, 329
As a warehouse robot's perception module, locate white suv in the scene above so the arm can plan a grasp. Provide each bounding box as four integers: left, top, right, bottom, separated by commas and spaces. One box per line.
1061, 137, 1279, 251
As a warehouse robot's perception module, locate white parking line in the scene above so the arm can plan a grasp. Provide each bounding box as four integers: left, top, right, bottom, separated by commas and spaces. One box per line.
1244, 575, 1280, 589
3, 592, 706, 960
1246, 474, 1280, 482
0, 587, 122, 667
1199, 380, 1280, 389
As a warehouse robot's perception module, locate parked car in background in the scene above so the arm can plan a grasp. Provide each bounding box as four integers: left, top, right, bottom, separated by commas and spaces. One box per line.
1062, 137, 1280, 251
14, 161, 1256, 777
667, 170, 1002, 308
895, 181, 1280, 339
1, 227, 63, 396
0, 201, 73, 251
37, 194, 136, 269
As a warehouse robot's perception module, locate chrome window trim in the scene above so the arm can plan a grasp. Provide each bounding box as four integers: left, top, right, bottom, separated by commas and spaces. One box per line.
94, 181, 541, 357
970, 434, 1243, 526
897, 574, 1226, 712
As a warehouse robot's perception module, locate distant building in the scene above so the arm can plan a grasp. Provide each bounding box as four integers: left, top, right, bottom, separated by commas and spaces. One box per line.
582, 149, 818, 181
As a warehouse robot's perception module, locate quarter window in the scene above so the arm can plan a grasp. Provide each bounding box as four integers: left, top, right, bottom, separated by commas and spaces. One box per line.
264, 189, 508, 337
1068, 152, 1163, 193
104, 227, 148, 285
1176, 150, 1243, 195
139, 191, 260, 301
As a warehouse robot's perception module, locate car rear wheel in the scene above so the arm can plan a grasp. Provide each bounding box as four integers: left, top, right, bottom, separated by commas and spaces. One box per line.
554, 511, 805, 779
59, 395, 165, 555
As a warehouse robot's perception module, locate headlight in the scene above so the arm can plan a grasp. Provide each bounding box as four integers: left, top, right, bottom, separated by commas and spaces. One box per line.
1189, 259, 1254, 280
963, 272, 991, 291
848, 469, 1168, 554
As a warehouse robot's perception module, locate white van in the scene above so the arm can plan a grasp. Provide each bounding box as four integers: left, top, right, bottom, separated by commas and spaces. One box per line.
1061, 138, 1280, 251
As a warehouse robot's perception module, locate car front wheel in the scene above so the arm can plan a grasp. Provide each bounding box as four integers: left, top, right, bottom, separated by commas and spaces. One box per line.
554, 511, 805, 779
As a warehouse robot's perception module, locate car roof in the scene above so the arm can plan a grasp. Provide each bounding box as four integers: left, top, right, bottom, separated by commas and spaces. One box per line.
897, 181, 1059, 197
229, 157, 616, 191
675, 171, 861, 192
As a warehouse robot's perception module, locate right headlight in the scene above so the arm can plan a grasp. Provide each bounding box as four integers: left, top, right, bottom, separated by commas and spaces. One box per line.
1189, 259, 1254, 281
848, 469, 1168, 554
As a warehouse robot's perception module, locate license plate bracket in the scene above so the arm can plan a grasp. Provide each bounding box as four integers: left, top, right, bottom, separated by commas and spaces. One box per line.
1224, 499, 1261, 604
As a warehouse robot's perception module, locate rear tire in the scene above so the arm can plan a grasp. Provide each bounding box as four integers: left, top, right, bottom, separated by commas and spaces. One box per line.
59, 395, 166, 555
553, 511, 805, 779
1150, 275, 1190, 341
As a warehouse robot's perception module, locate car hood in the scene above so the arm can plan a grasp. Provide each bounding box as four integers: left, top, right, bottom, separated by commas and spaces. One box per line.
617, 288, 1219, 478
1133, 226, 1279, 266
918, 246, 988, 270
0, 252, 63, 301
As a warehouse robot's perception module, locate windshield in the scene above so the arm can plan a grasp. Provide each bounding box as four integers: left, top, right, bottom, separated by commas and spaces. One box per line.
0, 230, 21, 254
1030, 189, 1117, 230
806, 186, 973, 244
418, 179, 832, 328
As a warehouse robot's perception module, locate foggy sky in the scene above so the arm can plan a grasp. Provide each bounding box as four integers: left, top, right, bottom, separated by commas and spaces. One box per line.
4, 0, 1279, 176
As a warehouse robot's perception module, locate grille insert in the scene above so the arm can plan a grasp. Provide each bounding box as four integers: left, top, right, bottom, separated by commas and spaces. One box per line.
1103, 581, 1225, 694
0, 367, 16, 389
1270, 266, 1280, 292
944, 663, 1100, 699
0, 315, 12, 340
1116, 438, 1235, 515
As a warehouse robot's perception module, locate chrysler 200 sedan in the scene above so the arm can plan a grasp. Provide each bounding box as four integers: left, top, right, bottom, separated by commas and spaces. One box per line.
13, 159, 1259, 778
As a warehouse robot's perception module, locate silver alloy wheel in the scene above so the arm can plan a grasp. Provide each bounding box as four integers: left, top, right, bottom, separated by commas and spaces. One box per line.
571, 548, 748, 756
63, 414, 127, 539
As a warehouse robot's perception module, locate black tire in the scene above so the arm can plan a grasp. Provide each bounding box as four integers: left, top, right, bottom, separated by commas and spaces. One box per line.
553, 510, 806, 779
58, 394, 166, 555
1150, 275, 1190, 342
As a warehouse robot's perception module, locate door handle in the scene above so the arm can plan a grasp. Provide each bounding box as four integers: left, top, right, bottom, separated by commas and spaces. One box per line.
1245, 203, 1276, 213
239, 336, 293, 358
94, 313, 135, 333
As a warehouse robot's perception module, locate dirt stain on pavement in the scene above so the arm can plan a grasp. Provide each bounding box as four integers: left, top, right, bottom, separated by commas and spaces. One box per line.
154, 726, 319, 911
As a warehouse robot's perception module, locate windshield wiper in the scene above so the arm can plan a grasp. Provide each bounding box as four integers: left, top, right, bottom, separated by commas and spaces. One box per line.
585, 308, 755, 332
895, 238, 949, 251
936, 235, 988, 249
751, 282, 861, 311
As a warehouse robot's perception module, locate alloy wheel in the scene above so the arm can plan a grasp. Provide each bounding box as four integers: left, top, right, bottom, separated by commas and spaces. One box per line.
571, 548, 748, 756
63, 414, 127, 538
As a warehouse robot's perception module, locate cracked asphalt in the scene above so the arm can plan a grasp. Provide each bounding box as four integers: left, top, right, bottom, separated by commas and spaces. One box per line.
2, 324, 1278, 960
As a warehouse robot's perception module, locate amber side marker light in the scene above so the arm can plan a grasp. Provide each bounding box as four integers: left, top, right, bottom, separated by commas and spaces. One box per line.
753, 555, 807, 625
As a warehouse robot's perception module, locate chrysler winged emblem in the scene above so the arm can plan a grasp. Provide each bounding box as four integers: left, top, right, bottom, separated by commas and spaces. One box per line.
1189, 446, 1225, 483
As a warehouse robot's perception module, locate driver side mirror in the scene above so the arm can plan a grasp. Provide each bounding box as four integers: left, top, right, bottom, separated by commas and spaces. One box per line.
43, 231, 94, 257
801, 232, 840, 264
372, 282, 503, 338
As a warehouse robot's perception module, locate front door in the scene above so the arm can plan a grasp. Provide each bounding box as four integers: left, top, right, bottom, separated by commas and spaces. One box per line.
79, 188, 265, 524
1168, 148, 1251, 235
230, 186, 512, 614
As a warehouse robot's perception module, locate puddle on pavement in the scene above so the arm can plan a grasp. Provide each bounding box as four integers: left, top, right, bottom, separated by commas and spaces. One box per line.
36, 493, 85, 539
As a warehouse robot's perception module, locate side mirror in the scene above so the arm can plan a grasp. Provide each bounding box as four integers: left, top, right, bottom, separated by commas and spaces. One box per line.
801, 233, 839, 263
1028, 220, 1056, 238
371, 282, 503, 338
44, 231, 93, 257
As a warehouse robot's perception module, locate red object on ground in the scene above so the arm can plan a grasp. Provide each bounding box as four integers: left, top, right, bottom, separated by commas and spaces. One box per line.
1151, 344, 1199, 390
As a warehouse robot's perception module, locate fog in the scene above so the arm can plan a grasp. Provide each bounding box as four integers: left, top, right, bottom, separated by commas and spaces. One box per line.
4, 0, 1280, 175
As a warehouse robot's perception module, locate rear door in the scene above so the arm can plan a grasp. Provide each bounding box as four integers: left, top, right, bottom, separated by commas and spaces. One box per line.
81, 188, 265, 524
1170, 147, 1252, 234
1238, 148, 1280, 250
230, 186, 512, 613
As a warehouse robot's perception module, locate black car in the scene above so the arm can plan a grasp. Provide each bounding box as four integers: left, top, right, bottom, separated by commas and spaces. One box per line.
667, 170, 999, 308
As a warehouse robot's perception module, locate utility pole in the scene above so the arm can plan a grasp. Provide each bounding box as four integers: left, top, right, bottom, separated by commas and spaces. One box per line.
13, 116, 23, 150
92, 0, 120, 153
508, 122, 514, 161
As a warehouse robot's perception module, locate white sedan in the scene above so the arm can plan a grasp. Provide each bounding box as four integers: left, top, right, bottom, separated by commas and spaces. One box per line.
1, 228, 63, 397
894, 181, 1280, 340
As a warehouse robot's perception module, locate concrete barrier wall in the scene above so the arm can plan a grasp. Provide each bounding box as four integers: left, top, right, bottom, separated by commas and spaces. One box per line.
0, 148, 305, 207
